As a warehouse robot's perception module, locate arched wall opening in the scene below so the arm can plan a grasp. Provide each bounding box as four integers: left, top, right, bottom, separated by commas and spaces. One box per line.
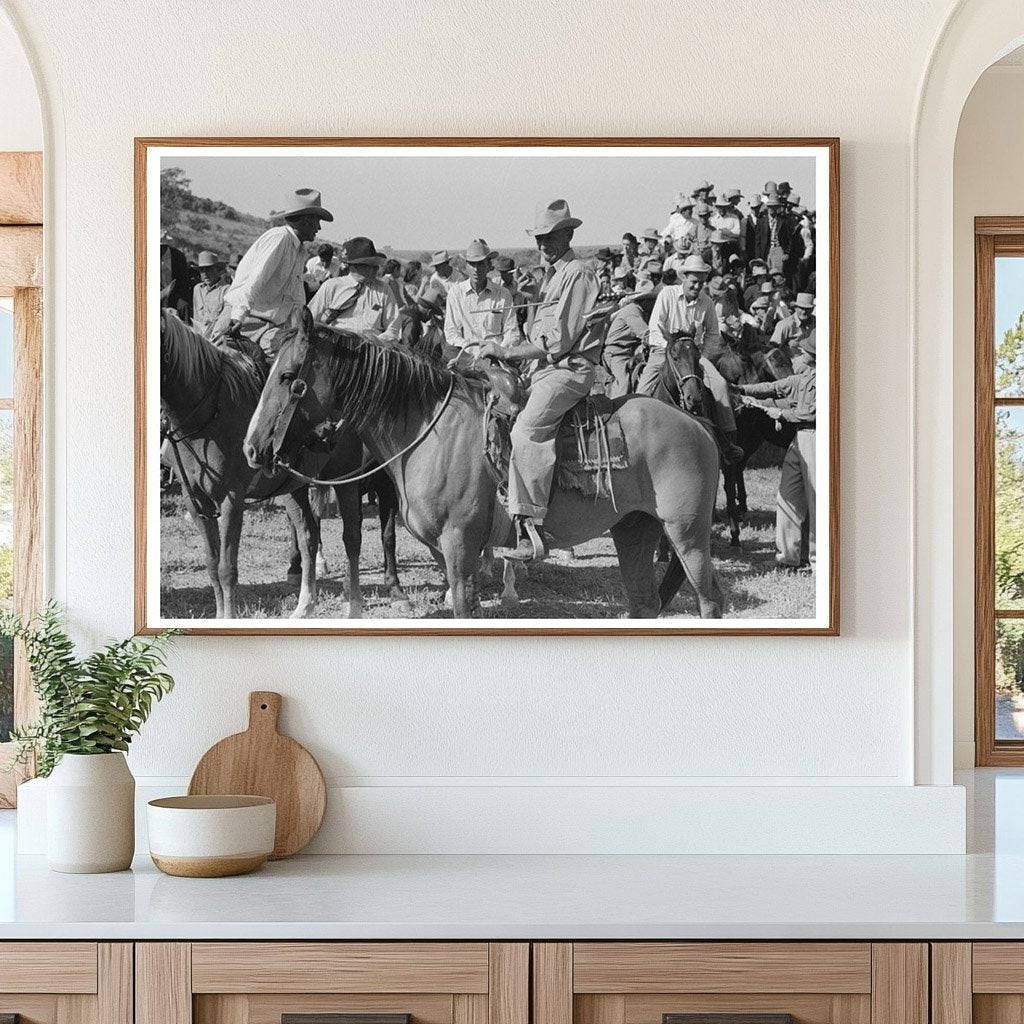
913, 0, 1024, 784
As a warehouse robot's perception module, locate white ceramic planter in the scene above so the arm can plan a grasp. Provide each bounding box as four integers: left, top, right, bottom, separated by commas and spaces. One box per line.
46, 752, 135, 873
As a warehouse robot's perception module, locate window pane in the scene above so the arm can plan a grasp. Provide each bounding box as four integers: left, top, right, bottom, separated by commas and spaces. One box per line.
997, 408, 1024, 609
996, 256, 1024, 396
998, 620, 1024, 740
0, 301, 13, 400
0, 409, 11, 742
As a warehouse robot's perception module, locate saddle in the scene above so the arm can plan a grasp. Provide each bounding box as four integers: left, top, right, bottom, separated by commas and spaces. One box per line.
483, 384, 629, 506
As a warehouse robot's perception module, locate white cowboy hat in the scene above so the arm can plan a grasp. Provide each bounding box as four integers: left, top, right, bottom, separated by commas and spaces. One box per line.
463, 239, 497, 263
275, 188, 333, 222
430, 249, 452, 267
196, 250, 223, 267
527, 199, 582, 237
679, 254, 712, 275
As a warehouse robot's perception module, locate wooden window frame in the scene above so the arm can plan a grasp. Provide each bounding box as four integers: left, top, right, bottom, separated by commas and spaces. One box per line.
0, 151, 43, 806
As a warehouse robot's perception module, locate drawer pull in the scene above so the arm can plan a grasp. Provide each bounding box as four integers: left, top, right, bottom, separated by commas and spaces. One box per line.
283, 1016, 411, 1024
665, 1016, 796, 1024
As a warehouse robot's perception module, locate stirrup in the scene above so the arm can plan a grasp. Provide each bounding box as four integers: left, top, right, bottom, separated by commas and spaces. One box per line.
508, 517, 549, 561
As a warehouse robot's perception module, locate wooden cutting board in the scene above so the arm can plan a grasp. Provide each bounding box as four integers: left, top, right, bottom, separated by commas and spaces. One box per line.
188, 691, 326, 859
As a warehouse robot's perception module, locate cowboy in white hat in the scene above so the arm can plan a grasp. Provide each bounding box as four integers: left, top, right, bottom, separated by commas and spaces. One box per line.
416, 248, 466, 303
215, 188, 333, 359
636, 253, 743, 463
733, 330, 817, 568
443, 239, 519, 358
661, 192, 697, 250
475, 199, 601, 561
307, 236, 400, 342
191, 250, 229, 339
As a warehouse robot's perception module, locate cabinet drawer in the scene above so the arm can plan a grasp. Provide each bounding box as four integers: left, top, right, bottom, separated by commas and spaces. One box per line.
139, 942, 528, 1024
191, 943, 490, 993
534, 943, 925, 1024
0, 942, 98, 993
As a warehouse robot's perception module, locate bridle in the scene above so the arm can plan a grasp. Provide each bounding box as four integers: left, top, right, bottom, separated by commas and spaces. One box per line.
266, 328, 456, 488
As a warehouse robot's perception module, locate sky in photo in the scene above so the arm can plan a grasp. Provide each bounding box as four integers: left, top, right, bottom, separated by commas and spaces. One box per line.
164, 150, 819, 251
996, 256, 1024, 341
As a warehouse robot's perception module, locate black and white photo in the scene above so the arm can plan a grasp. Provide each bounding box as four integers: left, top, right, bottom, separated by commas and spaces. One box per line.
137, 140, 837, 634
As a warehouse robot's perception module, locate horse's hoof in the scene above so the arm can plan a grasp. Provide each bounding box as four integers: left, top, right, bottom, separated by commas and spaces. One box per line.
291, 604, 314, 619
347, 603, 364, 620
443, 588, 453, 609
501, 593, 519, 609
730, 536, 741, 548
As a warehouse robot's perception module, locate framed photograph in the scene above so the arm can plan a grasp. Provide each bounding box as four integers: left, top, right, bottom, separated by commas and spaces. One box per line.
135, 137, 838, 636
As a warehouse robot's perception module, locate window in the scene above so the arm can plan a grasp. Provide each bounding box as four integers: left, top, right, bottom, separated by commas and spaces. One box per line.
976, 221, 1024, 764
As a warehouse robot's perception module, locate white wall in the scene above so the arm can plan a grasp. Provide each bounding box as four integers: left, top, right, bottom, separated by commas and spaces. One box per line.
952, 64, 1024, 767
0, 0, 975, 851
0, 7, 40, 151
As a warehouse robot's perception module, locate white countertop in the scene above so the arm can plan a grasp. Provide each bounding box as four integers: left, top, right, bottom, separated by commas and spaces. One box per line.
2, 849, 1024, 940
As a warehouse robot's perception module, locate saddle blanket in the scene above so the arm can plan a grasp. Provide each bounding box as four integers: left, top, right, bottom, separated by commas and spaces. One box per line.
554, 394, 628, 499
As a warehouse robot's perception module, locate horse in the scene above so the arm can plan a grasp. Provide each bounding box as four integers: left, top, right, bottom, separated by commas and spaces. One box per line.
709, 327, 797, 545
243, 314, 723, 620
159, 310, 406, 618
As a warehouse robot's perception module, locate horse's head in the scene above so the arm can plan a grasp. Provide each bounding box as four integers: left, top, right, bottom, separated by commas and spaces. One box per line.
244, 310, 352, 473
665, 331, 704, 415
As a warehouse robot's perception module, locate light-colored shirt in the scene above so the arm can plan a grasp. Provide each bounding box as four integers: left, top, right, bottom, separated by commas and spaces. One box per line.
304, 255, 341, 289
661, 212, 696, 246
192, 279, 228, 337
307, 273, 400, 340
529, 248, 601, 367
771, 312, 815, 350
743, 365, 816, 421
444, 278, 519, 353
711, 211, 743, 239
648, 286, 721, 354
224, 225, 306, 326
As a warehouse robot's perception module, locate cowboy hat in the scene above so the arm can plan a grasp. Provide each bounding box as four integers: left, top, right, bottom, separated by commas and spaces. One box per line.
673, 190, 690, 208
725, 187, 742, 201
763, 180, 779, 195
429, 249, 453, 267
714, 195, 733, 207
760, 281, 774, 295
800, 330, 816, 356
749, 194, 764, 207
794, 292, 816, 310
679, 254, 711, 275
643, 260, 664, 275
595, 246, 616, 261
788, 192, 802, 206
678, 197, 695, 210
463, 239, 497, 263
339, 236, 386, 266
527, 199, 582, 236
748, 259, 768, 273
642, 226, 660, 241
709, 229, 735, 245
276, 188, 333, 222
765, 194, 783, 207
694, 201, 713, 217
612, 264, 632, 281
493, 255, 515, 273
196, 250, 223, 267
708, 276, 730, 297
749, 296, 771, 311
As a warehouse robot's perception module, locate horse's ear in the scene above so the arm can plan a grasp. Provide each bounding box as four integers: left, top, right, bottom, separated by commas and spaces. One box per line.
301, 307, 315, 339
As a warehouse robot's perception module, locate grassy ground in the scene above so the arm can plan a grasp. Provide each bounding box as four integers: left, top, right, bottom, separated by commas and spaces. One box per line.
159, 465, 815, 621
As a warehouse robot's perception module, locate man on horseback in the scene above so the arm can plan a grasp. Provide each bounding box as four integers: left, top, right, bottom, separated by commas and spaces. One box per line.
307, 236, 401, 342
213, 187, 333, 360
475, 199, 601, 562
442, 239, 519, 358
635, 253, 744, 463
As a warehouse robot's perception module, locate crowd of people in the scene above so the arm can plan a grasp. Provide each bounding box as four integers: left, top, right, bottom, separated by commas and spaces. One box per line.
160, 176, 818, 575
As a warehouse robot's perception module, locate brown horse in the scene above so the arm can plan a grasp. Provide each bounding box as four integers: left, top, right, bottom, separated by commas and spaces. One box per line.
243, 315, 723, 619
159, 311, 405, 618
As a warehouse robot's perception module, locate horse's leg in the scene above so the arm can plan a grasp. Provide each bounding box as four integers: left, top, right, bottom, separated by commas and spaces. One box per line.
280, 490, 319, 618
610, 512, 662, 617
309, 484, 331, 577
479, 545, 495, 583
216, 496, 245, 619
723, 463, 741, 547
500, 558, 520, 607
662, 519, 723, 619
192, 511, 224, 617
286, 521, 301, 584
334, 482, 363, 619
375, 474, 409, 609
440, 529, 480, 618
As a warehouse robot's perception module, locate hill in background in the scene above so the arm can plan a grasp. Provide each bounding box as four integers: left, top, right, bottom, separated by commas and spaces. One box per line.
159, 167, 612, 272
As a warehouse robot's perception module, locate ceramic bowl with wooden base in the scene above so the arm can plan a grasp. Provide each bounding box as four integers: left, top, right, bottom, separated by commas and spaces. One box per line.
147, 795, 276, 877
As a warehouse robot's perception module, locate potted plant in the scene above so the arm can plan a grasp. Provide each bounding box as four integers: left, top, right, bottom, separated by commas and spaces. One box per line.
2, 604, 176, 873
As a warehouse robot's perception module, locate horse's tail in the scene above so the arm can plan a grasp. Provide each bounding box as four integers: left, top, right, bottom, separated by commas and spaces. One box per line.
658, 549, 725, 614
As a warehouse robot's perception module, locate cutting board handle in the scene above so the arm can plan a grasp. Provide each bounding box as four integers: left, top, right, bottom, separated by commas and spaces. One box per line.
248, 691, 282, 734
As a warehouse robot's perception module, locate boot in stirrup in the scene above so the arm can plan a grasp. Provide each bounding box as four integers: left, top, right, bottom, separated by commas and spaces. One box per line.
509, 516, 550, 562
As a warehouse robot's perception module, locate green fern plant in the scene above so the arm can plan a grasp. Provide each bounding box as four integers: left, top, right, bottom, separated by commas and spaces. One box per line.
1, 603, 177, 777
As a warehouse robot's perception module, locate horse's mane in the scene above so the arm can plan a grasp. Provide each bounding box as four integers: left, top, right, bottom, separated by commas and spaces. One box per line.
161, 310, 266, 407
320, 324, 455, 431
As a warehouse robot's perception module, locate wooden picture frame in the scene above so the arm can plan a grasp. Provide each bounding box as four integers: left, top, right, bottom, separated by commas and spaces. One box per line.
0, 151, 43, 806
975, 217, 1024, 765
136, 137, 840, 636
